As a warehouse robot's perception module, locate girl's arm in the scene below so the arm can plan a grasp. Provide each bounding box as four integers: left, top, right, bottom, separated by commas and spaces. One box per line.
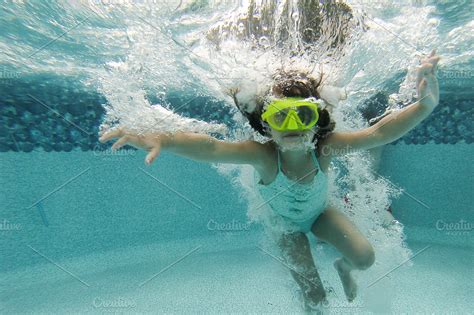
320, 49, 440, 155
99, 130, 267, 167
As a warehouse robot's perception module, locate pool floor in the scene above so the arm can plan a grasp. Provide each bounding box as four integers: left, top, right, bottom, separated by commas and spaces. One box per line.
2, 230, 472, 314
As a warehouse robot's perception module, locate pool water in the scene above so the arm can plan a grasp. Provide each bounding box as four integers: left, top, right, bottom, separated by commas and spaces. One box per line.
1, 236, 472, 313
1, 142, 472, 313
1, 1, 473, 314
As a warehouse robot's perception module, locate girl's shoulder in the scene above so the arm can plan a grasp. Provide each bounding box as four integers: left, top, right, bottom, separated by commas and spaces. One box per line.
262, 139, 278, 156
253, 139, 276, 163
253, 140, 279, 185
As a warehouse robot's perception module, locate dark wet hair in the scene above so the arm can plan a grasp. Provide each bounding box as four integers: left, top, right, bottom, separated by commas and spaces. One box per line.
231, 69, 335, 145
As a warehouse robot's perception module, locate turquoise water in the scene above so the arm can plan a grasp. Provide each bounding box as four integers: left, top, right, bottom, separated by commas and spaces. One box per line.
1, 144, 473, 313
1, 1, 473, 314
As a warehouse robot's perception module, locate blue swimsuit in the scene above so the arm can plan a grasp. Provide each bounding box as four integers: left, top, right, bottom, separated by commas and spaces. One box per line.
254, 148, 328, 234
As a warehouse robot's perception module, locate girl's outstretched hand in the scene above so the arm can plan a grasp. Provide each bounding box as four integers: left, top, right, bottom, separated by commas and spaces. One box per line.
99, 128, 165, 165
417, 49, 441, 109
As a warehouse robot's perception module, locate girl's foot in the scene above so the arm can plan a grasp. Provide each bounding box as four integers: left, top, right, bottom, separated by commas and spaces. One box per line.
333, 258, 357, 302
293, 286, 327, 314
302, 294, 329, 315
303, 299, 327, 314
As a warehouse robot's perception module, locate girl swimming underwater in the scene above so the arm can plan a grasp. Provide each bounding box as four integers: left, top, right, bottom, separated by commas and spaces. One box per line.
99, 50, 440, 310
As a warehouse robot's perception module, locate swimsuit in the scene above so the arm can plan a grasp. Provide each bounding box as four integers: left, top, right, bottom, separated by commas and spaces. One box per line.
254, 147, 328, 234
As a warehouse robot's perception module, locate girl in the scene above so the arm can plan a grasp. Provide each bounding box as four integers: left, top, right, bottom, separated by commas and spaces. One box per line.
99, 50, 440, 310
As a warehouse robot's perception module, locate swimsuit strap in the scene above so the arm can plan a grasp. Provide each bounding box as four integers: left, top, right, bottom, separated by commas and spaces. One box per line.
310, 148, 320, 169
277, 149, 282, 173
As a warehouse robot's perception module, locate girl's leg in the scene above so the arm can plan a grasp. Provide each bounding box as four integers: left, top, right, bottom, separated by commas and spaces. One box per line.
277, 232, 327, 307
311, 207, 375, 302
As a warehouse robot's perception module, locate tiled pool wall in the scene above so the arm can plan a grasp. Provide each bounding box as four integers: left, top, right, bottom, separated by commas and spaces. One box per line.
0, 76, 235, 153
0, 77, 473, 152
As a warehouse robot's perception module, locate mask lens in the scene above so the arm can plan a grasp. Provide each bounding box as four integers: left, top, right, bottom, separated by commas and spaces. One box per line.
296, 106, 317, 125
271, 109, 290, 127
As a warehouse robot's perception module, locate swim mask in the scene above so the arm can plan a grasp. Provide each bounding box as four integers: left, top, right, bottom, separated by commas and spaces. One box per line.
261, 97, 320, 131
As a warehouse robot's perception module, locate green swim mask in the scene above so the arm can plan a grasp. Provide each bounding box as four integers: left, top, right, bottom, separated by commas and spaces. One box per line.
261, 97, 320, 131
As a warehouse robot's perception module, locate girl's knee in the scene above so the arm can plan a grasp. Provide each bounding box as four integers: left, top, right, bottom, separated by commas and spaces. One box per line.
277, 232, 312, 266
352, 245, 375, 270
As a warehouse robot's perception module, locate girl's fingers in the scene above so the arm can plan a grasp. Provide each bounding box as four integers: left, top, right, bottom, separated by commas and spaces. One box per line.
419, 49, 440, 69
416, 71, 422, 91
416, 65, 428, 87
417, 75, 431, 99
100, 129, 163, 164
99, 128, 123, 143
421, 49, 436, 63
420, 78, 428, 89
145, 146, 161, 165
430, 56, 440, 73
111, 135, 132, 151
417, 63, 434, 85
417, 76, 427, 93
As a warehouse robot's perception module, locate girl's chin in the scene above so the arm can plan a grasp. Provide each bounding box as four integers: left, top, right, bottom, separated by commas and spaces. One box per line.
280, 136, 303, 144
283, 135, 303, 140
282, 134, 311, 142
277, 137, 315, 151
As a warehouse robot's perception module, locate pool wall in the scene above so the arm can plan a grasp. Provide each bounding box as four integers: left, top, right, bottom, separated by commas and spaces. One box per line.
379, 143, 474, 247
0, 80, 473, 153
0, 151, 254, 272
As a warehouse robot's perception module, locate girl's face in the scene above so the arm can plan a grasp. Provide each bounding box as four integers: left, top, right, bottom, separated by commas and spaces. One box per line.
268, 126, 316, 152
262, 90, 320, 151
